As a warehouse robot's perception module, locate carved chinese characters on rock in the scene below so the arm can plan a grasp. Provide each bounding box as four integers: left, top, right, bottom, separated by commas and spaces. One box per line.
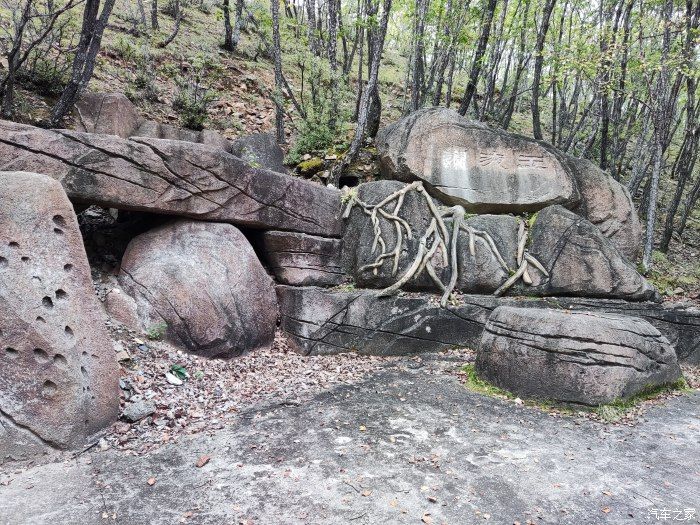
406, 125, 576, 213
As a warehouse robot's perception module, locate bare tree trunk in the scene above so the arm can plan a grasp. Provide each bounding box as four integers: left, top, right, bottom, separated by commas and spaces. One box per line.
458, 0, 497, 116
329, 0, 392, 186
158, 0, 182, 47
271, 0, 285, 143
232, 0, 245, 49
151, 0, 159, 29
328, 0, 340, 129
409, 0, 429, 112
223, 0, 234, 50
531, 0, 556, 140
49, 0, 116, 127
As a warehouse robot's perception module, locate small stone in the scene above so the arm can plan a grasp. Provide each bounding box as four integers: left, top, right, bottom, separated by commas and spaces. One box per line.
115, 350, 132, 363
122, 399, 156, 422
165, 372, 183, 386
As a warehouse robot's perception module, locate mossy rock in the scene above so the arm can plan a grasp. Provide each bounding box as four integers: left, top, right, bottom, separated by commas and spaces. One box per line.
297, 157, 325, 175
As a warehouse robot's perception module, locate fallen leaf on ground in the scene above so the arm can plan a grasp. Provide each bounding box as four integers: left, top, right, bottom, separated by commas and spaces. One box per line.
196, 455, 211, 468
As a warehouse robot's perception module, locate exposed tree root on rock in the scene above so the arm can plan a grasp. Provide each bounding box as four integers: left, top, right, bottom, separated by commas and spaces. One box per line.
341, 183, 549, 306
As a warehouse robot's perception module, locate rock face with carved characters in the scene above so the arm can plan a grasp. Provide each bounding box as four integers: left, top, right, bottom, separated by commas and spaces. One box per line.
0, 172, 119, 463
376, 108, 643, 261
377, 108, 578, 213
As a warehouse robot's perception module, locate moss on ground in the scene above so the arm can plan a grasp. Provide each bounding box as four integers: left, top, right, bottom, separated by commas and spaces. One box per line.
460, 364, 691, 422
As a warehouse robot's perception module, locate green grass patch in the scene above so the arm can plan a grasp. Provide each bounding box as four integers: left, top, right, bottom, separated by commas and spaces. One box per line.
461, 364, 690, 422
594, 378, 691, 423
460, 364, 514, 399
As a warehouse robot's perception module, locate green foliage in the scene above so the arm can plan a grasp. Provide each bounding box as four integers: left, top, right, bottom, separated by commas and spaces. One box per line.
333, 282, 357, 292
460, 364, 514, 399
145, 321, 168, 340
645, 250, 700, 295
170, 363, 189, 380
172, 62, 216, 129
287, 109, 339, 164
17, 56, 68, 96
131, 42, 159, 102
594, 378, 690, 423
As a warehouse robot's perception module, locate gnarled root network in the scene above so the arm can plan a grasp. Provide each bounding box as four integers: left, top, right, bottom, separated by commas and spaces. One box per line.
341, 184, 550, 306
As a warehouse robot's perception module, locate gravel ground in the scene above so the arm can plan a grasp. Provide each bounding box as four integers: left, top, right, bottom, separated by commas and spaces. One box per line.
105, 321, 476, 455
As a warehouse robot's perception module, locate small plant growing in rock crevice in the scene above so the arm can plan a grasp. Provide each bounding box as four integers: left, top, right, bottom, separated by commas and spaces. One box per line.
145, 321, 168, 340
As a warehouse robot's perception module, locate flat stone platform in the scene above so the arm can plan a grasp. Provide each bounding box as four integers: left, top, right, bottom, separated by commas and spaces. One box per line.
277, 286, 700, 363
1, 354, 698, 524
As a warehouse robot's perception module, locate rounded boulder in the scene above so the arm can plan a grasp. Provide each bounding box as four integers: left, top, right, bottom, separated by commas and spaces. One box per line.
119, 220, 278, 358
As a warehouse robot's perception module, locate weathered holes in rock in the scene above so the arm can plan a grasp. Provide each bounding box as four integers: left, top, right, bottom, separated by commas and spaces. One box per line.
0, 256, 7, 269
33, 348, 50, 363
80, 366, 88, 379
31, 276, 41, 285
36, 316, 46, 323
42, 296, 54, 309
4, 347, 18, 358
52, 215, 67, 228
41, 380, 57, 398
53, 354, 68, 369
21, 256, 30, 263
55, 289, 68, 301
64, 326, 74, 338
8, 241, 19, 249
63, 263, 73, 272
53, 228, 64, 236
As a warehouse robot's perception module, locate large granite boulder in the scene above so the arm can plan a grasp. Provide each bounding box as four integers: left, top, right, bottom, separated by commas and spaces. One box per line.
341, 180, 449, 290
131, 120, 232, 153
0, 172, 118, 463
376, 108, 641, 260
119, 220, 278, 358
74, 92, 143, 138
524, 205, 656, 300
259, 231, 346, 286
230, 133, 289, 174
456, 214, 518, 293
277, 286, 700, 362
565, 156, 643, 261
476, 306, 682, 405
0, 120, 342, 237
377, 108, 578, 213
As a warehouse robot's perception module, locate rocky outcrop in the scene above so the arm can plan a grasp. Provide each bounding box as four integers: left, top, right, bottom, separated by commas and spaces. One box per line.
564, 156, 643, 261
0, 120, 342, 237
75, 94, 290, 176
339, 181, 654, 300
119, 220, 278, 358
476, 306, 682, 405
132, 120, 232, 153
230, 133, 289, 174
74, 92, 143, 138
0, 172, 118, 463
277, 286, 700, 362
341, 180, 448, 290
277, 285, 483, 356
376, 108, 641, 260
524, 205, 656, 300
259, 231, 346, 286
377, 108, 578, 213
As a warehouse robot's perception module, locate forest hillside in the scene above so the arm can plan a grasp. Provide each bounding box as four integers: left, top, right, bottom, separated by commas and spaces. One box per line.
2, 0, 700, 297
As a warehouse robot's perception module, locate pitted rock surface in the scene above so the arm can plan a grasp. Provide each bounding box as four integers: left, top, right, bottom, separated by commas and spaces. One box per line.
477, 306, 682, 405
0, 120, 342, 237
0, 171, 118, 463
119, 220, 278, 358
